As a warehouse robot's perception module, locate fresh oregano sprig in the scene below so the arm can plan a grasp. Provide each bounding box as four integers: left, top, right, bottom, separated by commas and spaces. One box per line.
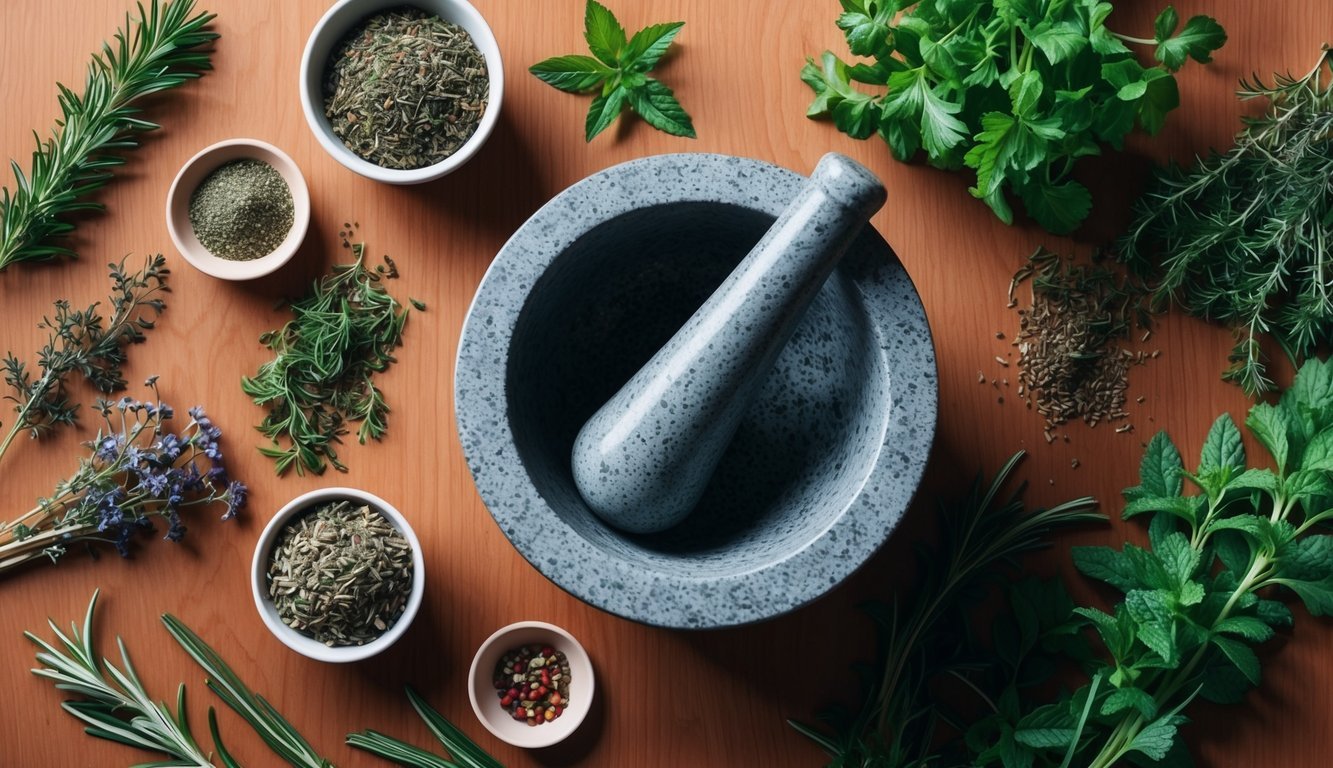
802, 1, 1225, 234
28, 591, 225, 768
530, 0, 694, 141
242, 243, 415, 475
1118, 47, 1333, 396
0, 0, 216, 272
0, 254, 168, 466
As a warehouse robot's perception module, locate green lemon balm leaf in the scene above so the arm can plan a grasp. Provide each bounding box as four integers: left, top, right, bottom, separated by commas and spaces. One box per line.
584, 0, 626, 65
623, 21, 683, 70
585, 86, 628, 141
627, 79, 696, 138
529, 54, 612, 93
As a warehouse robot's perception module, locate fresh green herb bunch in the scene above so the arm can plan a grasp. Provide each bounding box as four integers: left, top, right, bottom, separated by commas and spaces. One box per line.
0, 377, 245, 574
1118, 48, 1333, 396
802, 1, 1225, 233
790, 452, 1102, 767
347, 687, 506, 768
242, 243, 416, 475
1, 254, 168, 466
530, 0, 695, 141
0, 0, 216, 273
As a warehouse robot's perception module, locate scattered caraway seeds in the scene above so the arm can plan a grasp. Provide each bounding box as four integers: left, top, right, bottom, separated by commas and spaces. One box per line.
242, 238, 419, 475
189, 159, 293, 261
267, 499, 413, 647
493, 644, 572, 726
1007, 247, 1151, 434
324, 7, 488, 169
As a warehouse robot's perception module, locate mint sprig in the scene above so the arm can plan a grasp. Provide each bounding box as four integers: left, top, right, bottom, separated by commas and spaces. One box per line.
530, 0, 695, 141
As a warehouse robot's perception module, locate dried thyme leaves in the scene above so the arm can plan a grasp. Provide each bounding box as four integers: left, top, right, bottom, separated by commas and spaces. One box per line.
267, 499, 413, 647
323, 7, 488, 169
189, 159, 293, 261
1006, 248, 1153, 432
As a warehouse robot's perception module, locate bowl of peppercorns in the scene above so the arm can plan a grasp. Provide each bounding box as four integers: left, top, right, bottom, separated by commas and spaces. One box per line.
467, 621, 594, 748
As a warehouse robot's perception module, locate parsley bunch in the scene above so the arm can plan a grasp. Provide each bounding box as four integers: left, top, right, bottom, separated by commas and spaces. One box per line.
1119, 48, 1333, 396
530, 0, 694, 141
803, 1, 1225, 234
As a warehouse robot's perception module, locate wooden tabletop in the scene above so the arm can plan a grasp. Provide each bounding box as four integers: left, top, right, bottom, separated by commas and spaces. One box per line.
1, 1, 1330, 765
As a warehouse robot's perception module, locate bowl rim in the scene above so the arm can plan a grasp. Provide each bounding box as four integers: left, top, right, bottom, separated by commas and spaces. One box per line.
453, 153, 939, 629
165, 138, 310, 280
249, 487, 426, 663
466, 620, 594, 749
298, 0, 505, 185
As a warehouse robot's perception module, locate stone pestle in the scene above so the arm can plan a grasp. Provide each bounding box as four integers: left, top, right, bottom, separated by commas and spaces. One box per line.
570, 153, 888, 534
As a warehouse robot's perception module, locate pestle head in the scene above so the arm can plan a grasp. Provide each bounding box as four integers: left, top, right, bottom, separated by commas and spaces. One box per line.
809, 153, 887, 222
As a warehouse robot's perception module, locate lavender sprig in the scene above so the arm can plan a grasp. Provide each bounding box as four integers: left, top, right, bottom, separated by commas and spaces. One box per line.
0, 377, 245, 574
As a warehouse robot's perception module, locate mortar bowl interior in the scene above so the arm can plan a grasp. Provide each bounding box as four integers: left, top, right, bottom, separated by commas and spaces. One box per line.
456, 154, 937, 628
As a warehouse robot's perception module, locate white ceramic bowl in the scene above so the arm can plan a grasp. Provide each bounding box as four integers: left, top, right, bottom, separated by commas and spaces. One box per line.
299, 0, 504, 184
468, 621, 594, 748
165, 138, 310, 280
251, 487, 425, 663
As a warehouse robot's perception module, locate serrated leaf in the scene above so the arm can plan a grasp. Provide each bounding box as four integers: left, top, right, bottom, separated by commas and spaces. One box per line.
1072, 546, 1137, 592
1212, 635, 1260, 684
1278, 534, 1333, 581
584, 86, 628, 141
1014, 703, 1076, 749
1228, 468, 1278, 495
1213, 615, 1274, 643
584, 0, 627, 65
1123, 495, 1198, 523
627, 78, 696, 138
1128, 714, 1187, 760
1284, 469, 1333, 504
1199, 414, 1246, 478
1018, 176, 1091, 234
1135, 620, 1177, 665
1155, 14, 1227, 71
1273, 573, 1333, 616
1287, 358, 1333, 434
1102, 687, 1157, 719
1156, 532, 1201, 586
622, 21, 683, 71
529, 55, 611, 93
881, 69, 968, 157
1025, 20, 1087, 65
838, 10, 891, 57
1131, 431, 1185, 500
1299, 428, 1333, 473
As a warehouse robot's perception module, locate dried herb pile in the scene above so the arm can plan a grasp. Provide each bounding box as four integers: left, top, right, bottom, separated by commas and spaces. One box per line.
267, 499, 413, 647
324, 7, 488, 169
1008, 248, 1150, 435
188, 159, 293, 261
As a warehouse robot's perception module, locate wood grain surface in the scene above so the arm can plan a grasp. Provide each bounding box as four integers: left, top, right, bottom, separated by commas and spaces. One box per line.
1, 1, 1330, 765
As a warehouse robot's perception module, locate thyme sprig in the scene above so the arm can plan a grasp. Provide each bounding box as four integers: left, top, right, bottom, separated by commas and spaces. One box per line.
0, 254, 168, 466
0, 0, 216, 273
242, 243, 415, 475
1119, 47, 1333, 395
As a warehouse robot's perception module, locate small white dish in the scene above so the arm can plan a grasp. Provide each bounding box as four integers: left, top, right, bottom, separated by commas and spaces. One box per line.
251, 487, 425, 663
165, 138, 310, 280
468, 621, 594, 748
299, 0, 504, 184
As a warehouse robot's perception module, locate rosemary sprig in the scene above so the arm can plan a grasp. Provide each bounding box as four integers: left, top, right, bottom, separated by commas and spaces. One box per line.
242, 243, 415, 475
347, 687, 505, 768
1118, 46, 1333, 395
27, 591, 220, 767
0, 0, 216, 273
0, 254, 168, 466
163, 613, 334, 768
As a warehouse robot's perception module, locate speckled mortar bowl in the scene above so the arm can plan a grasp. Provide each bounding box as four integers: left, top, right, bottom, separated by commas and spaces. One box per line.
454, 153, 937, 629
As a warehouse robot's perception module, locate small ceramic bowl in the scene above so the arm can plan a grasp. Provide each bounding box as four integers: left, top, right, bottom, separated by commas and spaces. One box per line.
468, 621, 594, 748
251, 487, 425, 663
165, 138, 310, 280
299, 0, 504, 184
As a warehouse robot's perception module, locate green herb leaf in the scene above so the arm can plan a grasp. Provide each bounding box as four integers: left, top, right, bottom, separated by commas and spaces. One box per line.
1026, 20, 1087, 65
583, 0, 626, 65
529, 54, 612, 93
585, 86, 629, 141
1130, 431, 1186, 500
881, 69, 968, 157
1155, 14, 1227, 70
622, 21, 683, 70
1128, 714, 1187, 760
627, 79, 696, 138
1018, 178, 1092, 235
1198, 414, 1246, 479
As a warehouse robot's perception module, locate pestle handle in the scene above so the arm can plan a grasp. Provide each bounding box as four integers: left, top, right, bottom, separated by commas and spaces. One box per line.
571, 153, 886, 534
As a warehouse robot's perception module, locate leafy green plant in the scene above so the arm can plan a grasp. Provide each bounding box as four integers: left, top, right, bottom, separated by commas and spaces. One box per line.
241, 243, 416, 476
0, 0, 216, 273
802, 1, 1225, 233
530, 0, 694, 141
1119, 47, 1333, 396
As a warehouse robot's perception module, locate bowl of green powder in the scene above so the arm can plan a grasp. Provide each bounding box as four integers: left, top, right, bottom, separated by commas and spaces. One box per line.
252, 487, 426, 663
166, 138, 310, 280
300, 0, 503, 184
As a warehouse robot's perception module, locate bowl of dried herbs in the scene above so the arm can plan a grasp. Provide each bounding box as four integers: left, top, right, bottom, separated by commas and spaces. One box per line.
251, 487, 425, 663
300, 0, 503, 184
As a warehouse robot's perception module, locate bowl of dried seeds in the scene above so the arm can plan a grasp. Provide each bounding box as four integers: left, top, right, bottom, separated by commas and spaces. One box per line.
468, 621, 595, 748
251, 487, 425, 663
166, 138, 310, 280
299, 0, 503, 184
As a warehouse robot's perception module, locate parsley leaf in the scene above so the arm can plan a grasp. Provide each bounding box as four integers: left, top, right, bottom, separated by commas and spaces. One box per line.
532, 1, 694, 142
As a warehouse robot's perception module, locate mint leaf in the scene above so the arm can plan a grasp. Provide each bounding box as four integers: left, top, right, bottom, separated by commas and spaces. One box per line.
1198, 414, 1246, 479
1156, 14, 1227, 71
529, 55, 612, 93
1131, 431, 1185, 500
627, 79, 696, 138
1128, 714, 1187, 760
1246, 402, 1291, 473
1213, 616, 1275, 643
1072, 546, 1136, 592
1101, 687, 1158, 719
585, 86, 628, 141
1212, 635, 1260, 685
584, 0, 627, 65
623, 21, 683, 71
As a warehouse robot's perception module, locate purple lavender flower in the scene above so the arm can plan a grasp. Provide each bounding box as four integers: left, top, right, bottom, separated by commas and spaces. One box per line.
165, 511, 186, 542
94, 434, 123, 462
154, 433, 182, 462
222, 480, 247, 521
